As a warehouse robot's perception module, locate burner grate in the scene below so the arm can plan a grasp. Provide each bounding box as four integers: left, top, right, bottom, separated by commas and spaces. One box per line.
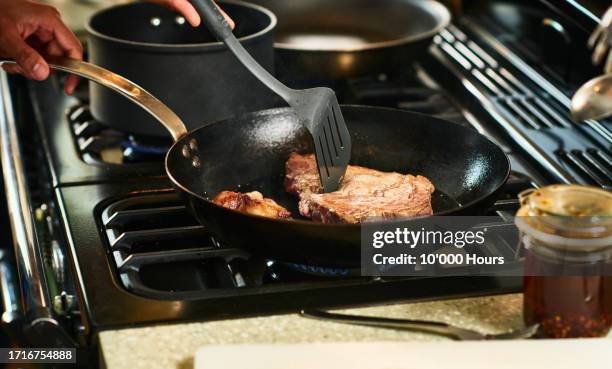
435, 30, 580, 131
98, 174, 531, 300
343, 76, 471, 127
99, 193, 375, 299
556, 149, 612, 189
432, 23, 612, 187
68, 104, 171, 165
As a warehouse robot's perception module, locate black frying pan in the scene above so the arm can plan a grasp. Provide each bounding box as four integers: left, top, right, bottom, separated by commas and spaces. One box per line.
166, 106, 510, 267
4, 57, 509, 267
248, 0, 451, 81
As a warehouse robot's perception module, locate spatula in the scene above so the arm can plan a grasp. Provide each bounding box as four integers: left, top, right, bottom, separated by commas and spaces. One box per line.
190, 0, 351, 192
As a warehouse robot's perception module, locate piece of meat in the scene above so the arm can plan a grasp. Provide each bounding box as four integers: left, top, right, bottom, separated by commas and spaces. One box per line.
285, 153, 435, 223
213, 191, 291, 219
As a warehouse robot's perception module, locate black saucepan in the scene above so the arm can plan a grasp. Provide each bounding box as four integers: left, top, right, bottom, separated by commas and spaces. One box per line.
1, 57, 509, 268
86, 1, 277, 137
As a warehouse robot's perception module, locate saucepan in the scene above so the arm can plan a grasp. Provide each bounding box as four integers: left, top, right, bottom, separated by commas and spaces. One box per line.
86, 1, 277, 137
0, 57, 510, 267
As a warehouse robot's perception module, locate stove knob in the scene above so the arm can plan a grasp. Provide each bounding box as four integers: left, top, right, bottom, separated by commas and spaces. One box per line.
53, 292, 77, 316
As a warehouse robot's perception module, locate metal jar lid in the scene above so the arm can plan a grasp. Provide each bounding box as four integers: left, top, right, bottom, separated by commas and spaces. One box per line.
515, 185, 612, 252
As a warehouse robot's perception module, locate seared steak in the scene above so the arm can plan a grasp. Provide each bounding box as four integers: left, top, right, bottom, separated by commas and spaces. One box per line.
213, 191, 291, 219
285, 153, 435, 223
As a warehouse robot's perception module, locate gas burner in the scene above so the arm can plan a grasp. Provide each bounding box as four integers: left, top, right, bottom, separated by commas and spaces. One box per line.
68, 104, 171, 164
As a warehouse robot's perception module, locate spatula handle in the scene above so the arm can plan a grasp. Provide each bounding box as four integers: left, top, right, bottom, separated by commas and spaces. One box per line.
190, 0, 293, 100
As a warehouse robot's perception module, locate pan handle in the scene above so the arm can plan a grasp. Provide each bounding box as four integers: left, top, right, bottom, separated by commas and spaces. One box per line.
0, 56, 188, 141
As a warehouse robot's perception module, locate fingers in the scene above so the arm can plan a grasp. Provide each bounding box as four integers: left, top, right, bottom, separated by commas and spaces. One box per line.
0, 2, 82, 94
43, 15, 83, 60
45, 39, 79, 95
2, 30, 49, 80
29, 29, 54, 47
45, 38, 63, 56
63, 74, 80, 95
41, 16, 83, 94
2, 64, 24, 74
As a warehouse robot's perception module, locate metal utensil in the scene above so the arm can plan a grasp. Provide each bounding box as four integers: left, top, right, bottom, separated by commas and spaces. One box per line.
570, 73, 612, 121
190, 0, 351, 192
588, 6, 612, 73
300, 310, 538, 341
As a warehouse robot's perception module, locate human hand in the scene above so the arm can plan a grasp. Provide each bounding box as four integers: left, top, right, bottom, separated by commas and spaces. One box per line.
0, 0, 83, 94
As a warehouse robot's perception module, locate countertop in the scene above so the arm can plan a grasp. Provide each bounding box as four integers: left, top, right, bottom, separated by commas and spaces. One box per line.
99, 293, 526, 369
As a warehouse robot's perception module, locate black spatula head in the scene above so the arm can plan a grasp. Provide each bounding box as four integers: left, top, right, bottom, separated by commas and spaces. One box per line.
291, 88, 351, 192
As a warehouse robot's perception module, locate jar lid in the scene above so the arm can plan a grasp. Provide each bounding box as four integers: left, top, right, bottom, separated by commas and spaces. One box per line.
516, 185, 612, 251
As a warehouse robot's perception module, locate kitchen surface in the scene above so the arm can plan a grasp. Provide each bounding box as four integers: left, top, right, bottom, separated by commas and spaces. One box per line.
98, 293, 612, 369
0, 0, 611, 368
101, 294, 526, 369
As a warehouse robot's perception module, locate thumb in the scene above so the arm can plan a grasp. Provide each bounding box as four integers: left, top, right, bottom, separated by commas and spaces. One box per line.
7, 33, 49, 81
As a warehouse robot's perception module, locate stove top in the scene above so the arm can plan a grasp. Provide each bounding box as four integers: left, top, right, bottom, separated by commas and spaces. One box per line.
20, 55, 537, 334
56, 177, 526, 328
2, 0, 611, 349
31, 60, 531, 330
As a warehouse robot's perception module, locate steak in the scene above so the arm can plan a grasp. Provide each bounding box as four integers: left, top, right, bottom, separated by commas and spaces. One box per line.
213, 191, 291, 219
285, 153, 435, 223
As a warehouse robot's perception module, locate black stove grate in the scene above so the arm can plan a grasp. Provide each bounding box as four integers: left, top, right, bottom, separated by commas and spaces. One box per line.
68, 105, 171, 164
100, 192, 362, 298
432, 23, 612, 189
98, 174, 532, 300
340, 75, 471, 127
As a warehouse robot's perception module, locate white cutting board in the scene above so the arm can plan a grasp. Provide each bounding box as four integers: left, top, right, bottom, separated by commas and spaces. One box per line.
195, 339, 612, 369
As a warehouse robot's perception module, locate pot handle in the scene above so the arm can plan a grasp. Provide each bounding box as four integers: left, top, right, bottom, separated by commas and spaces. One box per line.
0, 56, 188, 141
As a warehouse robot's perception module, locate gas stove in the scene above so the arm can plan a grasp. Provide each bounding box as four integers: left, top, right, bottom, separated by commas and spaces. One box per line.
0, 0, 610, 362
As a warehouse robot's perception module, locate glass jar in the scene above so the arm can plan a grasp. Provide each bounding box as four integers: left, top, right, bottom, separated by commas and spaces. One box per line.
515, 185, 612, 338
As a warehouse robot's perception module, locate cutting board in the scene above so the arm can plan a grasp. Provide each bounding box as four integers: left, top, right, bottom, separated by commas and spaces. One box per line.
195, 339, 611, 369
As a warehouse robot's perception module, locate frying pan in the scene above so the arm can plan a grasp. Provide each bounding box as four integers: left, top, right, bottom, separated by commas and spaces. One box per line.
0, 57, 510, 267
248, 0, 451, 81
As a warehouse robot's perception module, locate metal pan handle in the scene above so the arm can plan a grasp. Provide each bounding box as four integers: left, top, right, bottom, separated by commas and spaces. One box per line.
0, 56, 188, 141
